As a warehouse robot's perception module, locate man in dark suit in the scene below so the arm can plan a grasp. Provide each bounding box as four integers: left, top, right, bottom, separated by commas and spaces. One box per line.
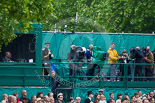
134, 46, 144, 81
51, 71, 60, 100
107, 92, 115, 103
84, 91, 94, 103
20, 90, 30, 103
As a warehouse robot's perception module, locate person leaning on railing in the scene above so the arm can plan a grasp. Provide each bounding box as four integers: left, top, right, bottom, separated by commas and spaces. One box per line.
107, 42, 120, 81
143, 46, 154, 81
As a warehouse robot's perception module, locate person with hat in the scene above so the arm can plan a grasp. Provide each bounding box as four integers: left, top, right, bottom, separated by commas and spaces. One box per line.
84, 91, 94, 103
56, 93, 64, 103
42, 42, 54, 75
98, 89, 105, 97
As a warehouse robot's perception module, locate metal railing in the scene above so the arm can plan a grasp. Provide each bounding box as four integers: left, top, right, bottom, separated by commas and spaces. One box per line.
53, 62, 155, 88
0, 62, 155, 89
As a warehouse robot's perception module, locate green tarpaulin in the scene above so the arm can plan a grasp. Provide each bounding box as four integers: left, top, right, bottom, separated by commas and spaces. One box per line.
42, 33, 155, 59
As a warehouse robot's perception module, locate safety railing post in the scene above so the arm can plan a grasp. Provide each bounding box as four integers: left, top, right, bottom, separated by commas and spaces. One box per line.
49, 66, 51, 89
99, 65, 101, 88
124, 64, 128, 89
74, 63, 76, 88
23, 66, 25, 87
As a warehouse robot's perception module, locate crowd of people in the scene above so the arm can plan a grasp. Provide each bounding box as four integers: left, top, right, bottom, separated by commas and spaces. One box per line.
1, 90, 59, 103
1, 89, 155, 103
1, 89, 81, 103
66, 42, 155, 81
84, 90, 155, 103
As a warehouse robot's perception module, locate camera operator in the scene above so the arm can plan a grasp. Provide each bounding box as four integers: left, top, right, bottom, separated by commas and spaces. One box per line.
119, 50, 131, 81
86, 44, 98, 80
134, 46, 144, 81
68, 45, 87, 80
143, 46, 154, 81
67, 45, 75, 80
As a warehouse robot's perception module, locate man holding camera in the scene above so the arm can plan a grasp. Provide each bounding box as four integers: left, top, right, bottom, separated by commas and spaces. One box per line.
143, 46, 154, 81
134, 46, 144, 81
107, 42, 120, 81
119, 50, 131, 81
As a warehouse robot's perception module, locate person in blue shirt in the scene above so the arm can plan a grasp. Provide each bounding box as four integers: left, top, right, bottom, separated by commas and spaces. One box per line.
85, 44, 93, 62
86, 44, 96, 80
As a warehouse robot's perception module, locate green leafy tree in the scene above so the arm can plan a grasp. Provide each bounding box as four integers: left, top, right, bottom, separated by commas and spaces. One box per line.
0, 0, 154, 50
96, 0, 155, 33
43, 0, 101, 32
43, 0, 154, 33
0, 0, 53, 50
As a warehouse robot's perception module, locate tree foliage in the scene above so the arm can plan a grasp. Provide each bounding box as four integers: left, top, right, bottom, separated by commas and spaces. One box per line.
0, 0, 53, 50
98, 0, 155, 33
0, 0, 154, 49
43, 0, 154, 33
